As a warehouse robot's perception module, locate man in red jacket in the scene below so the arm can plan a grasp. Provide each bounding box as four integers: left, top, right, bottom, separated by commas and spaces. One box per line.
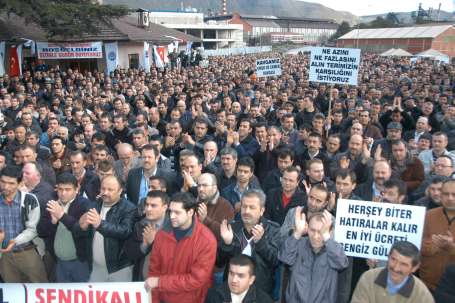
145, 192, 217, 303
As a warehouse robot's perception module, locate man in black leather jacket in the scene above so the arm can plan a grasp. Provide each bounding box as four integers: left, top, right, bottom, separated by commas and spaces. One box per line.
218, 189, 281, 296
76, 174, 137, 282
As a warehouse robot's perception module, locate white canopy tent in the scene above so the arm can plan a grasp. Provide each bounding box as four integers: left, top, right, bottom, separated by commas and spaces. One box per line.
380, 48, 412, 57
285, 46, 312, 55
416, 49, 450, 63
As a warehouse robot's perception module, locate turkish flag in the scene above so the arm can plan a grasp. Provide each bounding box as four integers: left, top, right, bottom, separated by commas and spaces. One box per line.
157, 46, 166, 63
9, 46, 20, 77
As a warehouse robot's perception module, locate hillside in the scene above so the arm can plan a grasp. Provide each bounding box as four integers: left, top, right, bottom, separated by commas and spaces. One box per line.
104, 0, 359, 24
360, 11, 455, 24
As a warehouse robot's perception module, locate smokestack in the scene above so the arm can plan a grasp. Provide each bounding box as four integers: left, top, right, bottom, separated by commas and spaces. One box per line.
222, 0, 227, 15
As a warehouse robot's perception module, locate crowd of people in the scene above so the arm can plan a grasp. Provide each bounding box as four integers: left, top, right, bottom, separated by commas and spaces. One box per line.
0, 51, 454, 303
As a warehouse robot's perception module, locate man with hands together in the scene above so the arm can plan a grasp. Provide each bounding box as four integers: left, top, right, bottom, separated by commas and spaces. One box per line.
218, 189, 280, 296
278, 207, 348, 303
76, 174, 137, 282
37, 172, 93, 282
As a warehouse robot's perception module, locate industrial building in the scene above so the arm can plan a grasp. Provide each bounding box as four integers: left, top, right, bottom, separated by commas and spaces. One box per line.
147, 11, 244, 50
337, 24, 455, 57
205, 13, 339, 45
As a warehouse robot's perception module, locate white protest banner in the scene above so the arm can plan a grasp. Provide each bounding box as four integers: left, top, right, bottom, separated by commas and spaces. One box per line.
0, 282, 151, 303
334, 199, 426, 260
256, 58, 282, 77
105, 42, 119, 74
0, 41, 6, 76
309, 47, 361, 85
143, 41, 151, 72
37, 42, 103, 59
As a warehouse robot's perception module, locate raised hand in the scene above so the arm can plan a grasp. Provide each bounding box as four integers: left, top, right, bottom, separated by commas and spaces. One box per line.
339, 156, 350, 169
220, 219, 234, 245
320, 210, 333, 236
374, 144, 383, 161
142, 225, 157, 246
251, 224, 265, 243
293, 206, 308, 239
197, 202, 208, 222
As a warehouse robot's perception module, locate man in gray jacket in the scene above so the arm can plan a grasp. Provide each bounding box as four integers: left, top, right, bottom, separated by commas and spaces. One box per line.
278, 208, 348, 303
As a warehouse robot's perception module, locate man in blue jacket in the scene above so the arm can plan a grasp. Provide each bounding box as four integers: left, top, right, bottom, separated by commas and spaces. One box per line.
37, 172, 93, 282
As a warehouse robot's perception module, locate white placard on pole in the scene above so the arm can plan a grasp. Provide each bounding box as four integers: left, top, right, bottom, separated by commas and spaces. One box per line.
256, 58, 282, 77
309, 47, 361, 86
334, 199, 426, 260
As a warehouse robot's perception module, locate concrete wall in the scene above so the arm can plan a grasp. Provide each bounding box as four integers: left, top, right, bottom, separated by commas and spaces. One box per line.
118, 42, 146, 69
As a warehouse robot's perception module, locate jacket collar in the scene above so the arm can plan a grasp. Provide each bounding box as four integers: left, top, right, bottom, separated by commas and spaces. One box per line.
215, 283, 259, 303
161, 214, 197, 239
374, 268, 415, 298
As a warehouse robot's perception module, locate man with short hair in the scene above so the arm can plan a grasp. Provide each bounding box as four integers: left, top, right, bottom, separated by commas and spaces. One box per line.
226, 119, 260, 158
19, 144, 56, 185
196, 173, 234, 241
131, 128, 149, 152
219, 189, 281, 296
202, 140, 220, 173
420, 179, 455, 291
415, 176, 447, 209
303, 159, 335, 193
262, 148, 295, 192
0, 165, 48, 282
145, 192, 217, 303
221, 157, 262, 212
265, 166, 306, 225
70, 151, 98, 201
217, 147, 238, 189
126, 144, 175, 204
352, 241, 434, 303
390, 139, 424, 192
180, 154, 203, 197
205, 254, 274, 303
22, 162, 54, 211
372, 121, 404, 160
114, 143, 142, 187
296, 132, 329, 172
355, 160, 392, 201
124, 190, 169, 281
419, 132, 455, 175
77, 175, 137, 282
330, 134, 372, 183
49, 136, 71, 175
37, 173, 93, 282
279, 210, 348, 303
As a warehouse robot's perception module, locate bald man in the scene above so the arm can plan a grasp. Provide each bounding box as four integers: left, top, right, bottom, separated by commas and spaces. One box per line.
196, 173, 234, 241
77, 175, 137, 282
114, 143, 142, 187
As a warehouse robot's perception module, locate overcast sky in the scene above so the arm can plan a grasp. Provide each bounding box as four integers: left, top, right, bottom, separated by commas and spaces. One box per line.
302, 0, 454, 16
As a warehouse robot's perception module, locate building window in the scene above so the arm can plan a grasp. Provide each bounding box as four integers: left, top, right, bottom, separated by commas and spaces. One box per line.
128, 54, 139, 69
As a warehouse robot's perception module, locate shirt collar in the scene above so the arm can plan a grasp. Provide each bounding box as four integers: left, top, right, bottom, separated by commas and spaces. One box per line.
374, 268, 415, 298
2, 192, 20, 206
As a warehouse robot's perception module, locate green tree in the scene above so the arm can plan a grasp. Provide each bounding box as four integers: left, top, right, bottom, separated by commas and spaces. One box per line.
330, 21, 351, 41
0, 0, 129, 37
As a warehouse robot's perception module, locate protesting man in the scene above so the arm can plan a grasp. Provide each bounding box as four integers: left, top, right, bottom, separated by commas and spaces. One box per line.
352, 241, 434, 303
145, 192, 217, 303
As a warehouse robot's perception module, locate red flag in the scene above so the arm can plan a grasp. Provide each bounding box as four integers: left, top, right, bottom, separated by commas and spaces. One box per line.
9, 46, 20, 77
157, 46, 166, 63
